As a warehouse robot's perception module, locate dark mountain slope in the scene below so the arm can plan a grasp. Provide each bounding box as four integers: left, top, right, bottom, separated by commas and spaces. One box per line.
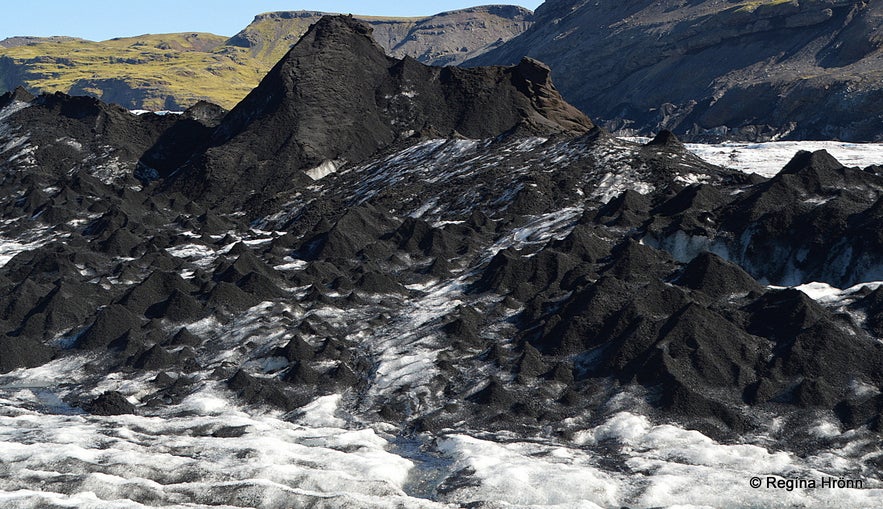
0, 87, 223, 188
168, 15, 592, 213
469, 0, 883, 141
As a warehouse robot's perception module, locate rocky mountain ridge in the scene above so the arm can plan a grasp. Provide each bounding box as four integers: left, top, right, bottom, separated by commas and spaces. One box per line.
470, 0, 883, 141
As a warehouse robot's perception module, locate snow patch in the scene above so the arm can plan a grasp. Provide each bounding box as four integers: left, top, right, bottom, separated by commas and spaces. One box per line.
0, 237, 44, 267
794, 281, 883, 306
165, 243, 218, 268
594, 172, 653, 203
437, 434, 616, 508
129, 110, 182, 116
305, 160, 343, 181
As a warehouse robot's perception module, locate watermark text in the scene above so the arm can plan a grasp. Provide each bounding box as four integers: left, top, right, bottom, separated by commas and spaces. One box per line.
749, 476, 863, 491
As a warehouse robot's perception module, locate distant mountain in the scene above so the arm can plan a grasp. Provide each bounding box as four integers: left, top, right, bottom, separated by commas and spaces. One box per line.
0, 36, 86, 48
0, 6, 533, 110
228, 6, 533, 67
469, 0, 883, 141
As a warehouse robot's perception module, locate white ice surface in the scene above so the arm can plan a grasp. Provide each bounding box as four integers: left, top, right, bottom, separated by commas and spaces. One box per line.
305, 160, 343, 181
5, 377, 879, 509
0, 237, 44, 267
621, 137, 883, 178
164, 243, 219, 268
687, 140, 883, 178
436, 434, 616, 508
273, 258, 308, 271
489, 207, 584, 257
793, 281, 883, 305
594, 171, 654, 203
129, 110, 183, 116
0, 101, 33, 167
0, 391, 432, 509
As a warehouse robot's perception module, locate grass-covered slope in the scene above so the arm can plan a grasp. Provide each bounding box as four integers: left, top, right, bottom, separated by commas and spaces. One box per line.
0, 6, 533, 110
0, 33, 264, 110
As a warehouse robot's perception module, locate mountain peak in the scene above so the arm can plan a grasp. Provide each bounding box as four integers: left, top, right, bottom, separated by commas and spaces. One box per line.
287, 14, 382, 57
515, 56, 551, 83
178, 14, 593, 212
311, 13, 376, 38
780, 149, 846, 174
645, 129, 683, 148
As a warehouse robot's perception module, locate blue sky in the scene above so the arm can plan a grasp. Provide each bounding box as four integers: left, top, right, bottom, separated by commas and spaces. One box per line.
0, 1, 543, 41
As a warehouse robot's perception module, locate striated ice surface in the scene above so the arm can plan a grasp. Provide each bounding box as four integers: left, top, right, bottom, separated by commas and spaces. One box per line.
1, 377, 880, 509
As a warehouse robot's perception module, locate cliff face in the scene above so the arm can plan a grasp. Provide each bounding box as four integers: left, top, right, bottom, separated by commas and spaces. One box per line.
228, 6, 533, 66
470, 0, 883, 141
0, 6, 532, 111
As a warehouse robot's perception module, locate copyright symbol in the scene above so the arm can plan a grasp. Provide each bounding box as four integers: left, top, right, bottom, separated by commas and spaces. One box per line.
750, 477, 762, 489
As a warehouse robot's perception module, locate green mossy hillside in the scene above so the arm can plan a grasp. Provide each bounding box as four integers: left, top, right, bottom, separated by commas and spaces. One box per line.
0, 33, 265, 110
